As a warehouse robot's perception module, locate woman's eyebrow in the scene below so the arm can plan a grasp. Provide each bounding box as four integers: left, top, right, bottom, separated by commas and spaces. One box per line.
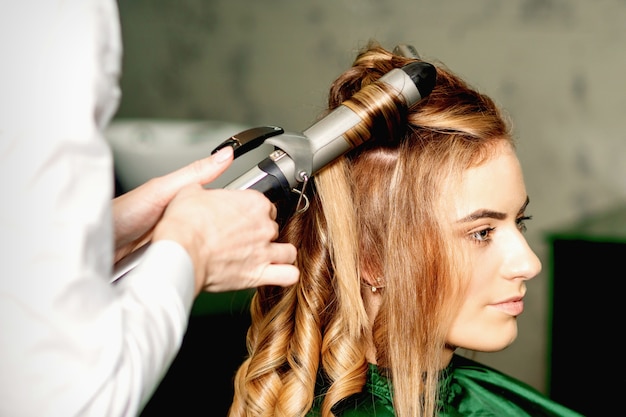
457, 196, 530, 223
456, 209, 506, 223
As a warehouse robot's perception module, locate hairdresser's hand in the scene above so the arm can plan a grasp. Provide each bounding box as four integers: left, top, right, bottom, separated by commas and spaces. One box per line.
112, 147, 237, 262
113, 146, 299, 293
153, 184, 299, 295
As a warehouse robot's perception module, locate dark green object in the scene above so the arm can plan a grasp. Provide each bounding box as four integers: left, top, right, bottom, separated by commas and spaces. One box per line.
546, 204, 626, 416
309, 355, 584, 416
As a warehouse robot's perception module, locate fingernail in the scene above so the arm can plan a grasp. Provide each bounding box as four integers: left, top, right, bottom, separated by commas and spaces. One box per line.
213, 146, 232, 163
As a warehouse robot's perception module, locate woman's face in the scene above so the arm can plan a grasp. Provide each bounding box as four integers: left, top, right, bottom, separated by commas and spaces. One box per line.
445, 143, 542, 352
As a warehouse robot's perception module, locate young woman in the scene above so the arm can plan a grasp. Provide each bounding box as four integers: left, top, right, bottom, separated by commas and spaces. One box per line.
228, 41, 582, 417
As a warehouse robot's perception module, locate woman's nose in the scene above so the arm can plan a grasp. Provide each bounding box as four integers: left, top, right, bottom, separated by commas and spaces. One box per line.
503, 231, 542, 280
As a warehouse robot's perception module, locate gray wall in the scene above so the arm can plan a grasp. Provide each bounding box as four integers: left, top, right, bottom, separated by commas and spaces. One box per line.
115, 0, 626, 394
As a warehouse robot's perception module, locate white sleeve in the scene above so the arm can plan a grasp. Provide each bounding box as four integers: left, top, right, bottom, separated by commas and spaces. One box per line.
0, 1, 195, 416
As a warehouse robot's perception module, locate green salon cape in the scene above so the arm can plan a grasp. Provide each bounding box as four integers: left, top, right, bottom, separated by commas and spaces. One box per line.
308, 354, 584, 416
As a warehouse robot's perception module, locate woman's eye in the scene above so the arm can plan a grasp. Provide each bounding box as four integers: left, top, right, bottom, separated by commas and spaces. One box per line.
470, 227, 495, 243
516, 215, 532, 233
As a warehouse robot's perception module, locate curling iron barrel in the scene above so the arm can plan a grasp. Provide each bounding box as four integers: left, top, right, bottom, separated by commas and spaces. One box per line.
112, 61, 436, 282
219, 61, 436, 201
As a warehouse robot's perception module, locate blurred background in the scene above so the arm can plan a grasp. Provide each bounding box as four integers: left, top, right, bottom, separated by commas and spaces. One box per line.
112, 1, 626, 415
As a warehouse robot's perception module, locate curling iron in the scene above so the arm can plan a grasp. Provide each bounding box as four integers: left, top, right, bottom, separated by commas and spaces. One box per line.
112, 58, 436, 282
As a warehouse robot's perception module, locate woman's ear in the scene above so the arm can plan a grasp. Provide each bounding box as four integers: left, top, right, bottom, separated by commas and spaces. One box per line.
361, 275, 385, 293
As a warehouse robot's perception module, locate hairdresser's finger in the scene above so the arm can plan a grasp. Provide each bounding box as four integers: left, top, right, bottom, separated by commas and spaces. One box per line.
258, 264, 300, 287
268, 202, 278, 221
161, 146, 234, 192
255, 242, 298, 286
273, 241, 297, 265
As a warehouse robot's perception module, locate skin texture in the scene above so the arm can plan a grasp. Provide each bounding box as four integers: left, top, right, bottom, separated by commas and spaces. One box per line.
444, 142, 542, 356
113, 146, 299, 296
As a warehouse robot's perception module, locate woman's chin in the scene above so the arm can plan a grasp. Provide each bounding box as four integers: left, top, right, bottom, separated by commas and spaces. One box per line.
449, 324, 518, 353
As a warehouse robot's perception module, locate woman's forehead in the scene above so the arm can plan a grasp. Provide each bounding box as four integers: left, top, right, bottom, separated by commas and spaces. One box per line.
445, 145, 527, 220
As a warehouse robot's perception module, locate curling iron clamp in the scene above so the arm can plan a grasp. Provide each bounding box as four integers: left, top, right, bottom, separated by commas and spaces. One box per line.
112, 47, 436, 282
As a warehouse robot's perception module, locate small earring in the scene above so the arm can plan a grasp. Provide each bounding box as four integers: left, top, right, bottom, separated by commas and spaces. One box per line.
363, 278, 384, 293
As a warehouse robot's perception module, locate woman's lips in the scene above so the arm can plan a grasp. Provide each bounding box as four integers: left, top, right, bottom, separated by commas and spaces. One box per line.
491, 298, 524, 316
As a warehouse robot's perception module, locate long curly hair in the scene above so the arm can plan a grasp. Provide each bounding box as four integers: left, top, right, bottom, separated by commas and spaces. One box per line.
229, 40, 513, 417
